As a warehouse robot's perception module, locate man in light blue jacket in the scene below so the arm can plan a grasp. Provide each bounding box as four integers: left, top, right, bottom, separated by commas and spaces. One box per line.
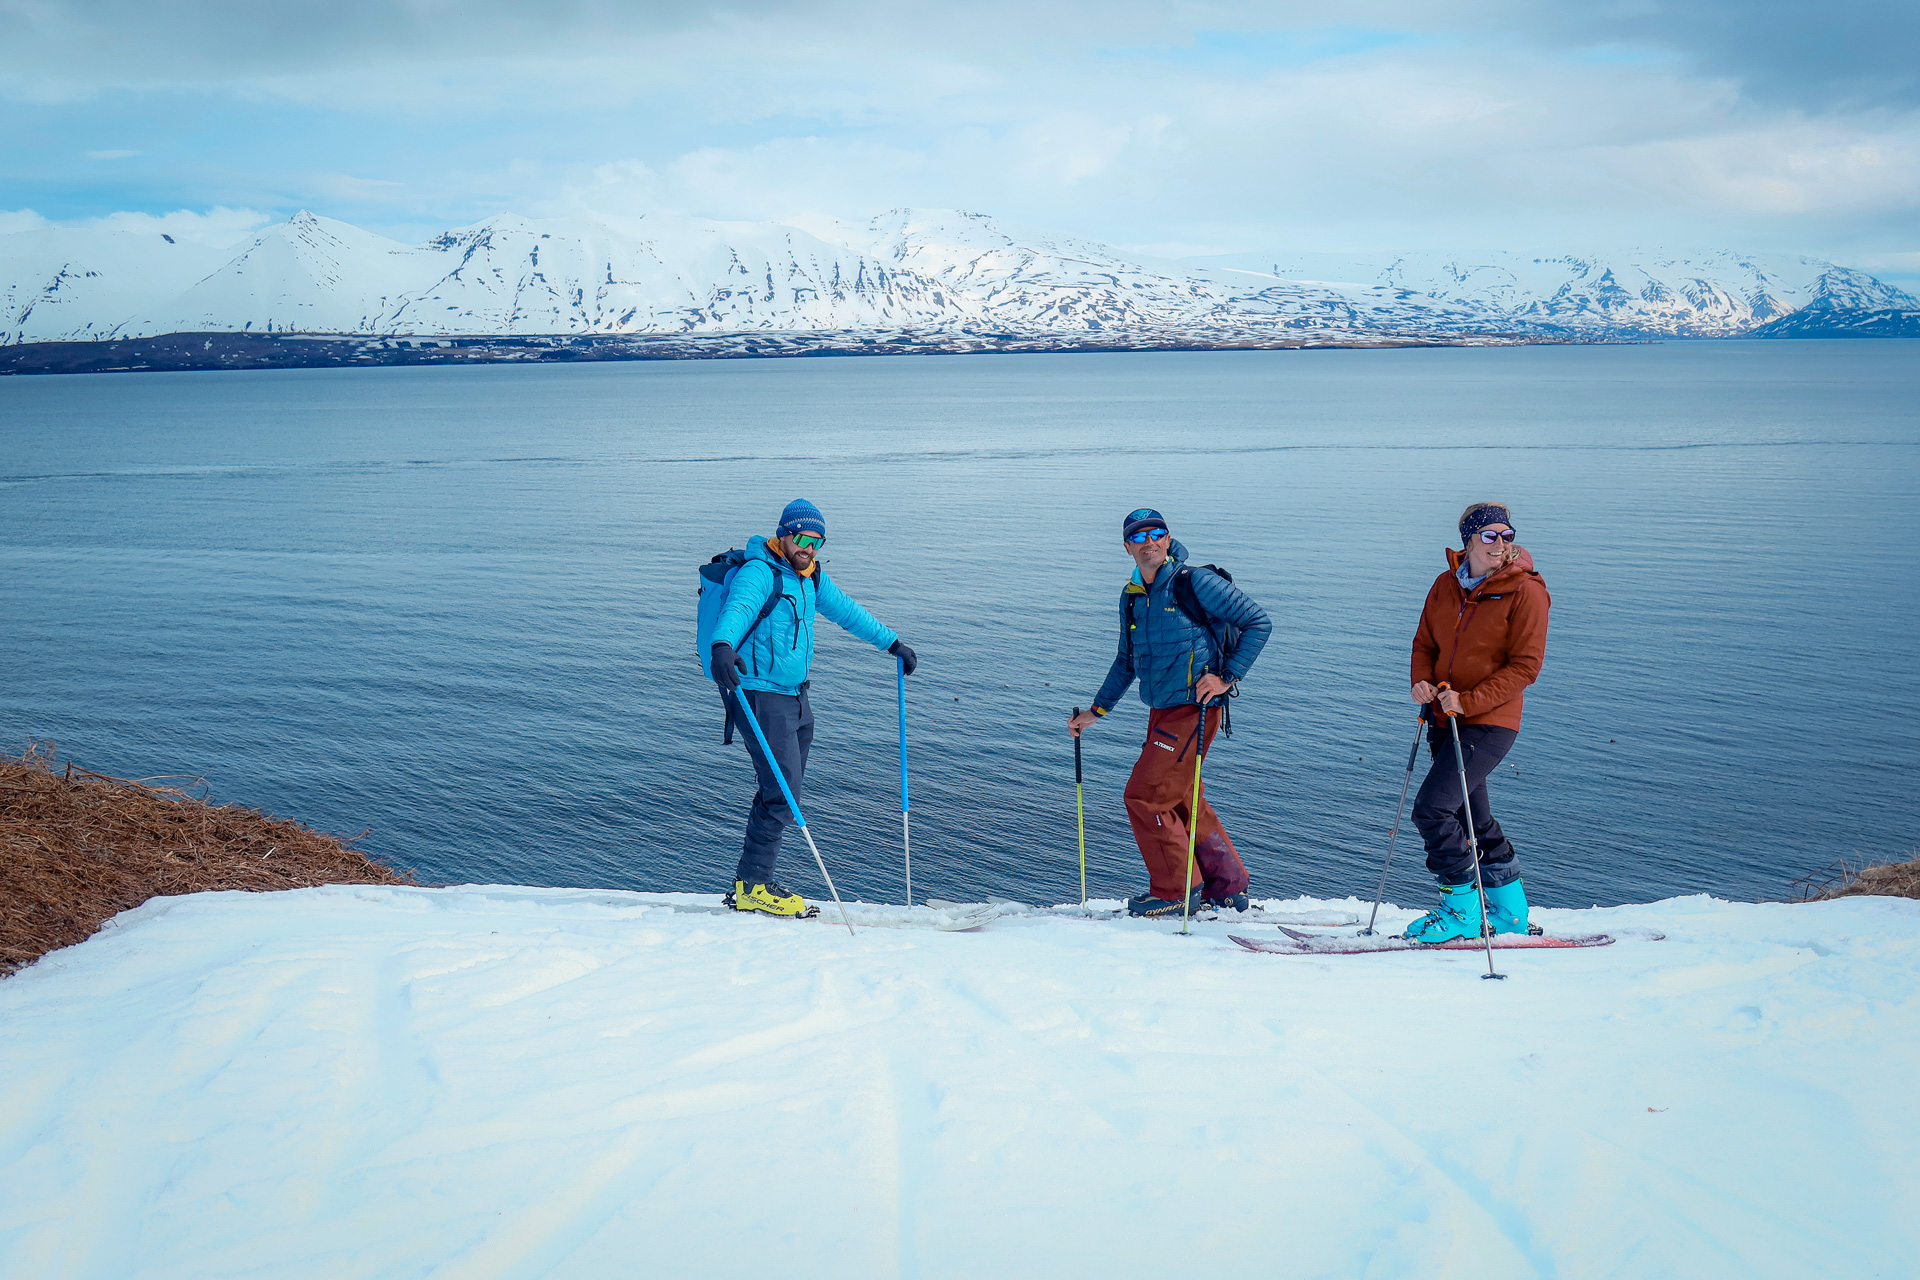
708, 499, 917, 917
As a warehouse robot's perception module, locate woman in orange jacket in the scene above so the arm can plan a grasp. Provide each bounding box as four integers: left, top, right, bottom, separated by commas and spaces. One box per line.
1405, 502, 1551, 943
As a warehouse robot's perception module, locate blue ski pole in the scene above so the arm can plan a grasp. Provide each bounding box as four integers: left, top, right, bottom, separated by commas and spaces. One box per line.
897, 655, 912, 907
729, 689, 856, 937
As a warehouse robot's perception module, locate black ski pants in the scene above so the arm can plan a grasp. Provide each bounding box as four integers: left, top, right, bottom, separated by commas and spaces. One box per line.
1412, 722, 1521, 889
734, 687, 814, 886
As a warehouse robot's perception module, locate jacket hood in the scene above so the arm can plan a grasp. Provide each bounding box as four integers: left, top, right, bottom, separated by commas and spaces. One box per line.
1445, 543, 1543, 595
1130, 538, 1190, 587
747, 534, 801, 579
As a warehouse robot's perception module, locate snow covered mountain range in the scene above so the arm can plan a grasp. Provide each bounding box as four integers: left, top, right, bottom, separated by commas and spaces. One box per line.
4, 208, 1912, 349
1193, 249, 1918, 338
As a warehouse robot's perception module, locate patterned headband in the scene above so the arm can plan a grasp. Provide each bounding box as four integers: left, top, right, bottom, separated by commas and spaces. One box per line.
1460, 505, 1513, 543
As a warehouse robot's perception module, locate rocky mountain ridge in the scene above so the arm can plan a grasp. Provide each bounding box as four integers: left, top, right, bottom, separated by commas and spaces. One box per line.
3, 208, 1912, 351
1191, 249, 1916, 338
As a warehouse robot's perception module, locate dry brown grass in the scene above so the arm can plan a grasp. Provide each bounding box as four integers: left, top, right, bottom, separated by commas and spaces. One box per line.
2, 743, 412, 975
1817, 856, 1920, 902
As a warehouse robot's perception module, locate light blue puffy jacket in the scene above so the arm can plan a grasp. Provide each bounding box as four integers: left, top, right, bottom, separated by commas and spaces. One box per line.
1093, 538, 1272, 713
710, 536, 898, 696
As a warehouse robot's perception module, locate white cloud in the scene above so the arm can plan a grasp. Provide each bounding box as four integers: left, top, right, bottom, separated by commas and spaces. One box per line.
310, 174, 408, 203
0, 206, 271, 246
84, 148, 141, 160
0, 2, 1912, 262
1589, 124, 1920, 215
0, 209, 52, 234
501, 45, 1918, 254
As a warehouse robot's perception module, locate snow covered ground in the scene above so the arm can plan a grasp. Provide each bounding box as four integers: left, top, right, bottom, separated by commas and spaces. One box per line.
2, 885, 1915, 1279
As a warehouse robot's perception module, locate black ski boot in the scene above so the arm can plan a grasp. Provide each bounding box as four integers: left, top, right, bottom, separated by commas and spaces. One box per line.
1203, 892, 1250, 913
1126, 888, 1205, 918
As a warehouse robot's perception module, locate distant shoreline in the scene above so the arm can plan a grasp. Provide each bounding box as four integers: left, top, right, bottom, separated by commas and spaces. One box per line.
0, 328, 1566, 376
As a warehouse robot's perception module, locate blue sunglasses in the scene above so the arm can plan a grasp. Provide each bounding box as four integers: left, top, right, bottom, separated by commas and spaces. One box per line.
1126, 528, 1169, 544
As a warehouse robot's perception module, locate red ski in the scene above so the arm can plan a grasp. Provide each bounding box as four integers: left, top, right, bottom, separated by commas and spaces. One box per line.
1229, 931, 1617, 956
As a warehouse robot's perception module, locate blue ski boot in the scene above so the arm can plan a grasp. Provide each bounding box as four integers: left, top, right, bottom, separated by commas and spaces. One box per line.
1403, 883, 1485, 944
1482, 879, 1531, 935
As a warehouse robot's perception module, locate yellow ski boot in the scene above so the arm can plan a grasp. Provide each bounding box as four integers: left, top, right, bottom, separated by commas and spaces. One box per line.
724, 880, 819, 918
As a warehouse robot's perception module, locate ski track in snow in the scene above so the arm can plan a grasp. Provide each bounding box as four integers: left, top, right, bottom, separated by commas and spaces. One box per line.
1, 885, 1916, 1279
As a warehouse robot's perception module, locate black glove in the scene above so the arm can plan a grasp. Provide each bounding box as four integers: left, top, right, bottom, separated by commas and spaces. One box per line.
889, 639, 918, 676
710, 642, 746, 693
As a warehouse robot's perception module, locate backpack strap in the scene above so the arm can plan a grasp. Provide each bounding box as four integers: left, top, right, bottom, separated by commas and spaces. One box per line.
1171, 565, 1244, 689
1170, 566, 1211, 634
1121, 584, 1145, 660
717, 558, 785, 746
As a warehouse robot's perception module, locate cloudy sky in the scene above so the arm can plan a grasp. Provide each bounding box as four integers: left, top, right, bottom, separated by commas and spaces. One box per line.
2, 0, 1916, 276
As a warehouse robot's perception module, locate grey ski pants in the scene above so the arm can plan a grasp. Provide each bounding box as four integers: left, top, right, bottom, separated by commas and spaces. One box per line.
1412, 723, 1521, 889
734, 687, 813, 885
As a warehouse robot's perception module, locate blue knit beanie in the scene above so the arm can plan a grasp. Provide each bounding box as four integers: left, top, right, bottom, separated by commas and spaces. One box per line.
777, 498, 825, 541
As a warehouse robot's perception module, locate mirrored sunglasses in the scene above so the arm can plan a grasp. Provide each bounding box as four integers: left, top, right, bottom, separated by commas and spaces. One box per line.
1126, 528, 1169, 544
791, 533, 824, 549
1476, 528, 1517, 544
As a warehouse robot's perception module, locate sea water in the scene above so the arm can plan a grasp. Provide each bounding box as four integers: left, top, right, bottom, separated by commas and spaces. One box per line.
2, 342, 1915, 909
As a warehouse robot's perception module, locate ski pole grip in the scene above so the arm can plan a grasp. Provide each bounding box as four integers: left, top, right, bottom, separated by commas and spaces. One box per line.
1434, 681, 1458, 719
1072, 708, 1085, 782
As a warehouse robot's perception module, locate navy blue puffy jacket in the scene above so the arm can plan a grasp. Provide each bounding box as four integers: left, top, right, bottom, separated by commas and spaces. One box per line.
1092, 538, 1271, 713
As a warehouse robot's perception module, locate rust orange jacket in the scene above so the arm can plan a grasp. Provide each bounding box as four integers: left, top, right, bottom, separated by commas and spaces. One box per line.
1410, 545, 1551, 731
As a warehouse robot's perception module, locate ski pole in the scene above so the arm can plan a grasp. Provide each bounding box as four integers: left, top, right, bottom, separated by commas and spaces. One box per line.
1438, 683, 1502, 980
729, 689, 856, 938
1073, 708, 1087, 905
897, 655, 911, 908
1179, 701, 1211, 936
1360, 718, 1427, 936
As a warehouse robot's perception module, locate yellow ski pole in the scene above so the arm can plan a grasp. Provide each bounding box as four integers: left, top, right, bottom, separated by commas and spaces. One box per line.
1073, 708, 1087, 904
1180, 701, 1210, 936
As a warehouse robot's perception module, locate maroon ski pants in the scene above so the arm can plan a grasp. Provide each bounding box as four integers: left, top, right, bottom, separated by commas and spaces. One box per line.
1123, 704, 1249, 901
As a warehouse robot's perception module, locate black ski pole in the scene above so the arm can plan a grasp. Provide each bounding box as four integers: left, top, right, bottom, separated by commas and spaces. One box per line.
1438, 682, 1502, 980
1360, 717, 1427, 936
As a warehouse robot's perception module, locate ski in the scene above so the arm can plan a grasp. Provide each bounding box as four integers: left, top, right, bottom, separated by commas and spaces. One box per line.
1230, 931, 1620, 956
947, 898, 1361, 928
664, 900, 1001, 932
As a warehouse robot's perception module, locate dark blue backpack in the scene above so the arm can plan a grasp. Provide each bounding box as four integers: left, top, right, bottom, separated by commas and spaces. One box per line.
1123, 563, 1242, 673
696, 548, 781, 742
1122, 563, 1242, 736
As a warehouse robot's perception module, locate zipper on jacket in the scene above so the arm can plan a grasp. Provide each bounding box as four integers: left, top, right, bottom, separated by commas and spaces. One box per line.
789, 575, 813, 650
1441, 565, 1482, 685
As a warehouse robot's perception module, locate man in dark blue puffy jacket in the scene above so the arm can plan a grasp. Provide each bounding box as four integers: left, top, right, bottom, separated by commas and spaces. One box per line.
1067, 508, 1271, 916
708, 499, 917, 917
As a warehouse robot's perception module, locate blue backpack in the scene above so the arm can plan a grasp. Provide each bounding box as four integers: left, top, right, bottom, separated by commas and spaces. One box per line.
696, 548, 782, 741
